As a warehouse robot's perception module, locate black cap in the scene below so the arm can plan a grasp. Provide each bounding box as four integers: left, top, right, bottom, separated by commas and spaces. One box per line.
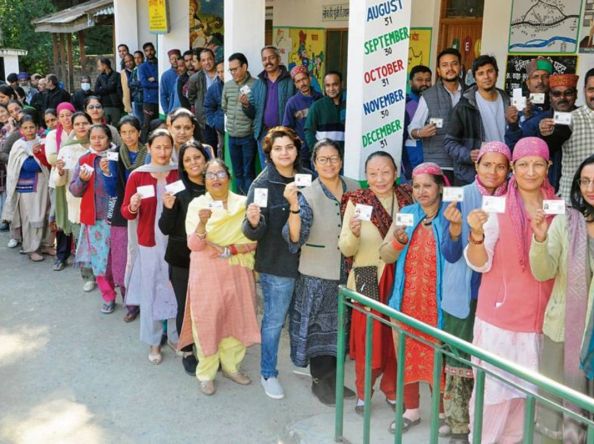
7, 73, 18, 83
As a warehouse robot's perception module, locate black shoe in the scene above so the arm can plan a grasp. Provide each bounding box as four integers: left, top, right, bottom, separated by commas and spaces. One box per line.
53, 260, 66, 271
0, 222, 8, 232
160, 333, 167, 346
182, 354, 198, 376
312, 377, 336, 406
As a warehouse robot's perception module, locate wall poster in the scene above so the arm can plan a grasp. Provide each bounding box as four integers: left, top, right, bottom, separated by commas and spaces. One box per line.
504, 54, 578, 95
189, 0, 224, 61
408, 28, 432, 73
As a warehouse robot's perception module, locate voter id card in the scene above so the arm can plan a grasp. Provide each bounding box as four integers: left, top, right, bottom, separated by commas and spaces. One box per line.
254, 188, 268, 207
482, 196, 506, 213
354, 204, 373, 221
543, 200, 565, 215
395, 213, 414, 227
442, 187, 464, 202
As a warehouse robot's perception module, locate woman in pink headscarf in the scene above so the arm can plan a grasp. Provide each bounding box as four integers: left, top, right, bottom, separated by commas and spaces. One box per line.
464, 137, 558, 443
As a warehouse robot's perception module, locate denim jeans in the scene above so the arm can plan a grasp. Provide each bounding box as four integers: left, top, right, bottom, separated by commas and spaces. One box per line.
132, 101, 144, 124
259, 272, 295, 379
228, 135, 256, 195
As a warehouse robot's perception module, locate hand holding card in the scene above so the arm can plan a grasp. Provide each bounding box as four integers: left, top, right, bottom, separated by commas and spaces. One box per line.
354, 204, 373, 221
208, 200, 224, 210
543, 199, 565, 215
482, 196, 506, 213
442, 187, 464, 202
294, 174, 312, 187
254, 188, 268, 207
395, 213, 414, 227
165, 180, 185, 195
106, 152, 119, 162
137, 184, 155, 199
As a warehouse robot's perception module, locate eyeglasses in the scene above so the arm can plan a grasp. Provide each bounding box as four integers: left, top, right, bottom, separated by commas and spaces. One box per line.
316, 156, 341, 165
578, 178, 594, 188
550, 89, 576, 98
87, 104, 102, 110
205, 171, 228, 180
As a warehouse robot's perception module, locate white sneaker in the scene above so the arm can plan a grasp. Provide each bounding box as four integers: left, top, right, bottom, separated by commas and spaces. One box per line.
261, 376, 285, 399
83, 281, 96, 292
7, 239, 18, 248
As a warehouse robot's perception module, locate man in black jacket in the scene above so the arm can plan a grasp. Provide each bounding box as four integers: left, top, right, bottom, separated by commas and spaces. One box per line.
72, 75, 94, 111
42, 74, 71, 115
95, 57, 123, 125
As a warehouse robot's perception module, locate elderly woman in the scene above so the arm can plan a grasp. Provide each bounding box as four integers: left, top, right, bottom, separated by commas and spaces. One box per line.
180, 159, 260, 396
530, 154, 594, 443
121, 129, 179, 364
465, 137, 557, 443
243, 126, 312, 400
159, 140, 209, 375
2, 115, 51, 261
283, 139, 358, 405
381, 162, 448, 434
340, 151, 413, 415
440, 141, 511, 442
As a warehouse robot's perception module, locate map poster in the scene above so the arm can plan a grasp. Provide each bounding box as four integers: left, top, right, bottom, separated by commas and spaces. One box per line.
408, 28, 432, 73
578, 1, 594, 53
508, 0, 582, 53
504, 54, 578, 95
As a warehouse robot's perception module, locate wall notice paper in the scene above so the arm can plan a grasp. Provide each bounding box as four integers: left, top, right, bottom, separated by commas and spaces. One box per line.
165, 180, 185, 195
396, 213, 414, 227
482, 196, 506, 213
530, 93, 545, 104
137, 185, 155, 199
208, 200, 225, 210
429, 118, 443, 128
354, 204, 373, 221
295, 174, 312, 187
254, 188, 268, 208
554, 111, 572, 125
543, 199, 565, 215
107, 152, 119, 162
442, 187, 464, 202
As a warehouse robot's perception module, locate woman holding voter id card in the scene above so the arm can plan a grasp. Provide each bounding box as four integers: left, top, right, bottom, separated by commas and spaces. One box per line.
380, 161, 447, 434
181, 159, 260, 396
69, 124, 118, 312
464, 137, 558, 443
529, 154, 594, 443
282, 139, 359, 406
121, 129, 179, 365
158, 140, 209, 376
439, 141, 511, 441
242, 126, 312, 400
340, 151, 413, 416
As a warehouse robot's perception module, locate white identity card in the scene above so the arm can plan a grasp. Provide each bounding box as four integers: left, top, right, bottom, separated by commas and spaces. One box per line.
442, 186, 464, 202
137, 185, 155, 199
60, 152, 76, 170
240, 85, 251, 96
165, 180, 185, 195
543, 199, 565, 215
396, 213, 414, 227
554, 111, 572, 125
208, 200, 225, 210
511, 96, 526, 112
354, 204, 373, 222
429, 117, 443, 128
80, 163, 94, 175
254, 188, 268, 207
530, 93, 545, 104
106, 151, 119, 162
295, 173, 312, 187
482, 196, 506, 213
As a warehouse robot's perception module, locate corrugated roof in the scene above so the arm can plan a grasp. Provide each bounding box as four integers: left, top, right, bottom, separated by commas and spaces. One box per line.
32, 0, 113, 33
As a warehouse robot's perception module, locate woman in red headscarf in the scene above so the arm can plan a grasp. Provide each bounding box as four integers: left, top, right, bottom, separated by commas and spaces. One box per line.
465, 137, 558, 443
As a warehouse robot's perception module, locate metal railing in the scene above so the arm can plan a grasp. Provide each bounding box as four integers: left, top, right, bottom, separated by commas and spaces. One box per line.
334, 286, 594, 444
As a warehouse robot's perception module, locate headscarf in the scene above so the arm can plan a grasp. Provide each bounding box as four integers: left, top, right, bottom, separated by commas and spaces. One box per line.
526, 57, 553, 77
55, 102, 75, 152
412, 161, 451, 186
476, 141, 511, 196
508, 137, 557, 270
549, 74, 579, 89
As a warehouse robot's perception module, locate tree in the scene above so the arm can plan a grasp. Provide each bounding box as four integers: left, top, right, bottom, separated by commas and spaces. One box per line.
0, 0, 57, 73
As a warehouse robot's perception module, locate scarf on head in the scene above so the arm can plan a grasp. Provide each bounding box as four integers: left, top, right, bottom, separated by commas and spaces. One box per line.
340, 184, 413, 272
119, 142, 147, 171
185, 191, 255, 269
55, 102, 75, 152
475, 140, 512, 196
412, 162, 451, 185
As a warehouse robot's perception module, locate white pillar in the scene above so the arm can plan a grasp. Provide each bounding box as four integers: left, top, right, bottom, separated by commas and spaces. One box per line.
3, 55, 20, 76
344, 1, 413, 180
113, 0, 139, 54
156, 3, 190, 114
223, 0, 265, 81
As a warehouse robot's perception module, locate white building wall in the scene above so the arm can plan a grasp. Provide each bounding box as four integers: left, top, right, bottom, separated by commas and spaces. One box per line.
113, 0, 139, 52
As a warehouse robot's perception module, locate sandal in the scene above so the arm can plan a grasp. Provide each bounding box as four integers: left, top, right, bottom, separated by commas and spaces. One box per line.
388, 417, 421, 434
148, 347, 162, 365
123, 309, 139, 323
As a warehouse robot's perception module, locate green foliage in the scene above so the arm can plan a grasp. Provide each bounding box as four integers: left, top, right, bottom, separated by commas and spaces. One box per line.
0, 0, 57, 73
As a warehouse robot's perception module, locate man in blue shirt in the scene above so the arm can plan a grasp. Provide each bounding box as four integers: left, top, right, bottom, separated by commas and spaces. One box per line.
160, 49, 181, 115
137, 42, 158, 141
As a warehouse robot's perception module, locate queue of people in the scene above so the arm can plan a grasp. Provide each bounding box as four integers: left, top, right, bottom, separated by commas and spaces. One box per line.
2, 43, 594, 444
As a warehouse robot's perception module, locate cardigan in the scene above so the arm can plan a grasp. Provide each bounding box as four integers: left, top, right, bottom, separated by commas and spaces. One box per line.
121, 169, 179, 247
529, 211, 594, 342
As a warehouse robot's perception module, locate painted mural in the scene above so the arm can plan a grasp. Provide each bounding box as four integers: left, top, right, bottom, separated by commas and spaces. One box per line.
273, 27, 327, 87
189, 0, 224, 61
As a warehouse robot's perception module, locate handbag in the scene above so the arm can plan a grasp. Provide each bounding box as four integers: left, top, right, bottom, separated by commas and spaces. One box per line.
353, 266, 380, 301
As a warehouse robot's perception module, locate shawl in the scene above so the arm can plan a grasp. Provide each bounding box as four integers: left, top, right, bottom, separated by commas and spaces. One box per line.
185, 191, 255, 269
475, 175, 508, 197
120, 142, 147, 171
340, 184, 413, 272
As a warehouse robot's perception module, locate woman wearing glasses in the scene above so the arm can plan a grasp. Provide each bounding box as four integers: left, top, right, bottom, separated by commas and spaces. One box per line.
181, 159, 260, 396
84, 96, 121, 146
529, 154, 594, 442
283, 139, 358, 405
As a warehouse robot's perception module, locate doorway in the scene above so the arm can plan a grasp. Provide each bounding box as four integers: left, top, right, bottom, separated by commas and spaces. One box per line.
326, 29, 348, 84
438, 0, 484, 80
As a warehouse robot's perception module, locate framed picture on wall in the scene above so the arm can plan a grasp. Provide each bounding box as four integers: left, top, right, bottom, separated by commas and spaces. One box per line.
504, 54, 578, 95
